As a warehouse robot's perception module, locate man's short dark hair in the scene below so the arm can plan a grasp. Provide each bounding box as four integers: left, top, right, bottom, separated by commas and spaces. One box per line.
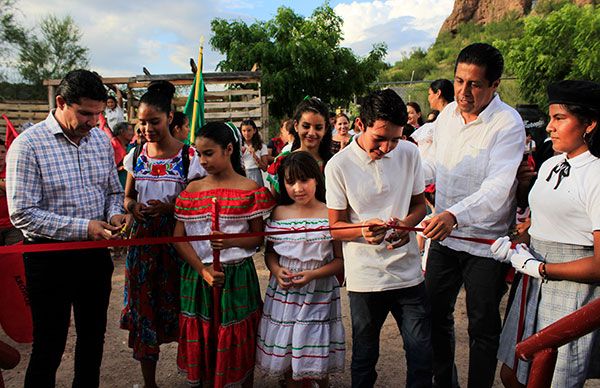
56, 69, 108, 105
359, 89, 408, 128
455, 43, 504, 85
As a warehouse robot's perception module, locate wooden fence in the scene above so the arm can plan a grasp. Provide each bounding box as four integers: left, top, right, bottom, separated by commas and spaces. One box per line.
0, 100, 48, 138
1, 72, 267, 140
42, 71, 268, 135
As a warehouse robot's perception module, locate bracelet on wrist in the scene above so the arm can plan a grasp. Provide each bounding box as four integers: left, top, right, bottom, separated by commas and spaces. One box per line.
361, 221, 368, 239
540, 262, 549, 281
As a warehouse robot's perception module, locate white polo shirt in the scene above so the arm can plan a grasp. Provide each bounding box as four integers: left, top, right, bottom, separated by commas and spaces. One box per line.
325, 139, 425, 292
529, 151, 600, 246
422, 94, 525, 257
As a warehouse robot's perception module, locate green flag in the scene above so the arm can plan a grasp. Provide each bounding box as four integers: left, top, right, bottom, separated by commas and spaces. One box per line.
184, 70, 205, 145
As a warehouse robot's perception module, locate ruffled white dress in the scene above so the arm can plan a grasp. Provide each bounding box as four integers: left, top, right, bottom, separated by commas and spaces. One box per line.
256, 218, 345, 380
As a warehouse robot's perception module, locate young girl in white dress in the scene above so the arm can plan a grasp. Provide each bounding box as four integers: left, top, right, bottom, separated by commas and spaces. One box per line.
256, 151, 345, 387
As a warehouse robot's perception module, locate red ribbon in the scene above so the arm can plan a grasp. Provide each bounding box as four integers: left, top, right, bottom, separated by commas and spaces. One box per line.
0, 223, 503, 255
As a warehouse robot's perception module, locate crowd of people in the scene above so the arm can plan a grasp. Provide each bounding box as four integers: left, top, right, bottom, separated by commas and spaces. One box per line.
2, 41, 599, 388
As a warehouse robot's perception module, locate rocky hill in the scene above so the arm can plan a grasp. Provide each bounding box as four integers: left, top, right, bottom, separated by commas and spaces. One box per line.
441, 0, 595, 33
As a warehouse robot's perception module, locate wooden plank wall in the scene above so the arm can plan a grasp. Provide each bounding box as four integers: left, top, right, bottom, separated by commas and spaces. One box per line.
0, 100, 49, 138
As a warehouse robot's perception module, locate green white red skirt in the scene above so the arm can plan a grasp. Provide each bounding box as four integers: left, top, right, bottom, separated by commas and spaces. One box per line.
177, 256, 262, 387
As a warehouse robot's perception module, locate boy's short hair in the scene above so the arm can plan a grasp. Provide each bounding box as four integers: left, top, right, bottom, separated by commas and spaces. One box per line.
359, 89, 408, 128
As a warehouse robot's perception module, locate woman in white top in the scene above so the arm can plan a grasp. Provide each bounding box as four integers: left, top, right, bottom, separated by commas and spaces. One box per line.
240, 119, 268, 186
492, 80, 600, 388
120, 81, 206, 388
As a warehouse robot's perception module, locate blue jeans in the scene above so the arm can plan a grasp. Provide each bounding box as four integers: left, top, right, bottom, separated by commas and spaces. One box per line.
425, 241, 508, 388
349, 282, 433, 388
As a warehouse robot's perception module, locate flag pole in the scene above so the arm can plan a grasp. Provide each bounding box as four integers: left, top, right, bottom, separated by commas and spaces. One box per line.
190, 37, 204, 144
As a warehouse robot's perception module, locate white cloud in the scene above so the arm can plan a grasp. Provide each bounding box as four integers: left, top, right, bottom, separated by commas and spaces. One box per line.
6, 0, 453, 80
14, 0, 231, 76
334, 0, 454, 62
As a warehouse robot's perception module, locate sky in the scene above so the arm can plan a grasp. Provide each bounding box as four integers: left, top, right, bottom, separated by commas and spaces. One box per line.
13, 0, 455, 78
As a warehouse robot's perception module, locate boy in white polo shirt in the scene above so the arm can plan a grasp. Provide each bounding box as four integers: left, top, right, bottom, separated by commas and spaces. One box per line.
325, 89, 432, 388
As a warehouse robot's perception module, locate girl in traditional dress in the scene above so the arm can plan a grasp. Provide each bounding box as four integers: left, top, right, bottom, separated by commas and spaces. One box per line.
169, 111, 190, 143
492, 80, 600, 388
173, 122, 275, 387
240, 119, 269, 186
256, 151, 345, 387
121, 81, 206, 388
267, 97, 332, 193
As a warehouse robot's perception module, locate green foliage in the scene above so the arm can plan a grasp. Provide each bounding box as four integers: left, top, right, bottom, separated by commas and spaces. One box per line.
210, 4, 387, 117
0, 0, 27, 80
0, 0, 25, 47
0, 81, 45, 100
500, 4, 600, 106
379, 48, 435, 82
380, 14, 525, 86
17, 15, 89, 85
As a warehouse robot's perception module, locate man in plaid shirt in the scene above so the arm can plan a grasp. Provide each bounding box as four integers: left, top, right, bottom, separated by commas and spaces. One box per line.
6, 69, 128, 388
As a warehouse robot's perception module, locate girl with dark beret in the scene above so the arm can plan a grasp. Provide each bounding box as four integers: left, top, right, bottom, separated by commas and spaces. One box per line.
492, 80, 600, 387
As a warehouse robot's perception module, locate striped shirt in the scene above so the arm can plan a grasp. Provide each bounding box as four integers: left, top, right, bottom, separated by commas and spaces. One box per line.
5, 111, 124, 241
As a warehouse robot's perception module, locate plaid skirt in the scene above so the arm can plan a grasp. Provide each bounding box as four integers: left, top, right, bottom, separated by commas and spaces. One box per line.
177, 256, 262, 387
497, 238, 600, 387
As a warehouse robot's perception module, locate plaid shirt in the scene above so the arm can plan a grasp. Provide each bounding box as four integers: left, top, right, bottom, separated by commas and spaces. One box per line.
6, 112, 124, 241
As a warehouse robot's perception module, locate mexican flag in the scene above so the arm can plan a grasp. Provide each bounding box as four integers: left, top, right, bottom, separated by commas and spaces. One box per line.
183, 69, 205, 145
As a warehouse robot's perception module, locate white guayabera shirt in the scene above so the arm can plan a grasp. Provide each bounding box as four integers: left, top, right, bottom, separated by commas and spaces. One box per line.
422, 94, 525, 258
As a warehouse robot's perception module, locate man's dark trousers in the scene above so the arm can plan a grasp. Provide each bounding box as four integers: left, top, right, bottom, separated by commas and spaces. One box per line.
425, 241, 507, 388
23, 241, 113, 388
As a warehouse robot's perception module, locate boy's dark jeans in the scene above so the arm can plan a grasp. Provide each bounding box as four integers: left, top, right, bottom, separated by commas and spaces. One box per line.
349, 282, 433, 388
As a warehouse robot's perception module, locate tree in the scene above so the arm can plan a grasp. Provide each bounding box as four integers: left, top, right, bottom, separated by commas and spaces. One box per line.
0, 0, 27, 80
210, 5, 387, 117
499, 3, 600, 106
17, 14, 89, 85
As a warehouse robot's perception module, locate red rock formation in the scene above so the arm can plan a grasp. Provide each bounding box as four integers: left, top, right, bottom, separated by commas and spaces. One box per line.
440, 0, 595, 34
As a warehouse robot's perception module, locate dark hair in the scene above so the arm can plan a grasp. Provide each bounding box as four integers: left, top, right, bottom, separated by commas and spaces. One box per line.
427, 110, 440, 122
563, 104, 600, 157
430, 79, 454, 103
56, 69, 108, 105
403, 123, 416, 139
106, 95, 117, 103
112, 121, 130, 136
277, 151, 326, 205
197, 122, 245, 176
291, 97, 332, 165
284, 119, 294, 134
139, 80, 175, 114
360, 89, 408, 128
334, 112, 350, 123
407, 102, 424, 126
240, 119, 263, 150
169, 111, 188, 135
455, 43, 504, 85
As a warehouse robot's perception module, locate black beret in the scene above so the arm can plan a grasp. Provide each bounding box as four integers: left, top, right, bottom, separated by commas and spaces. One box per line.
547, 80, 600, 110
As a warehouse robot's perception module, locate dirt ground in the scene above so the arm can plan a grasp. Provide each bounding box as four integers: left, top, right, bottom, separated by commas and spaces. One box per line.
2, 250, 600, 387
